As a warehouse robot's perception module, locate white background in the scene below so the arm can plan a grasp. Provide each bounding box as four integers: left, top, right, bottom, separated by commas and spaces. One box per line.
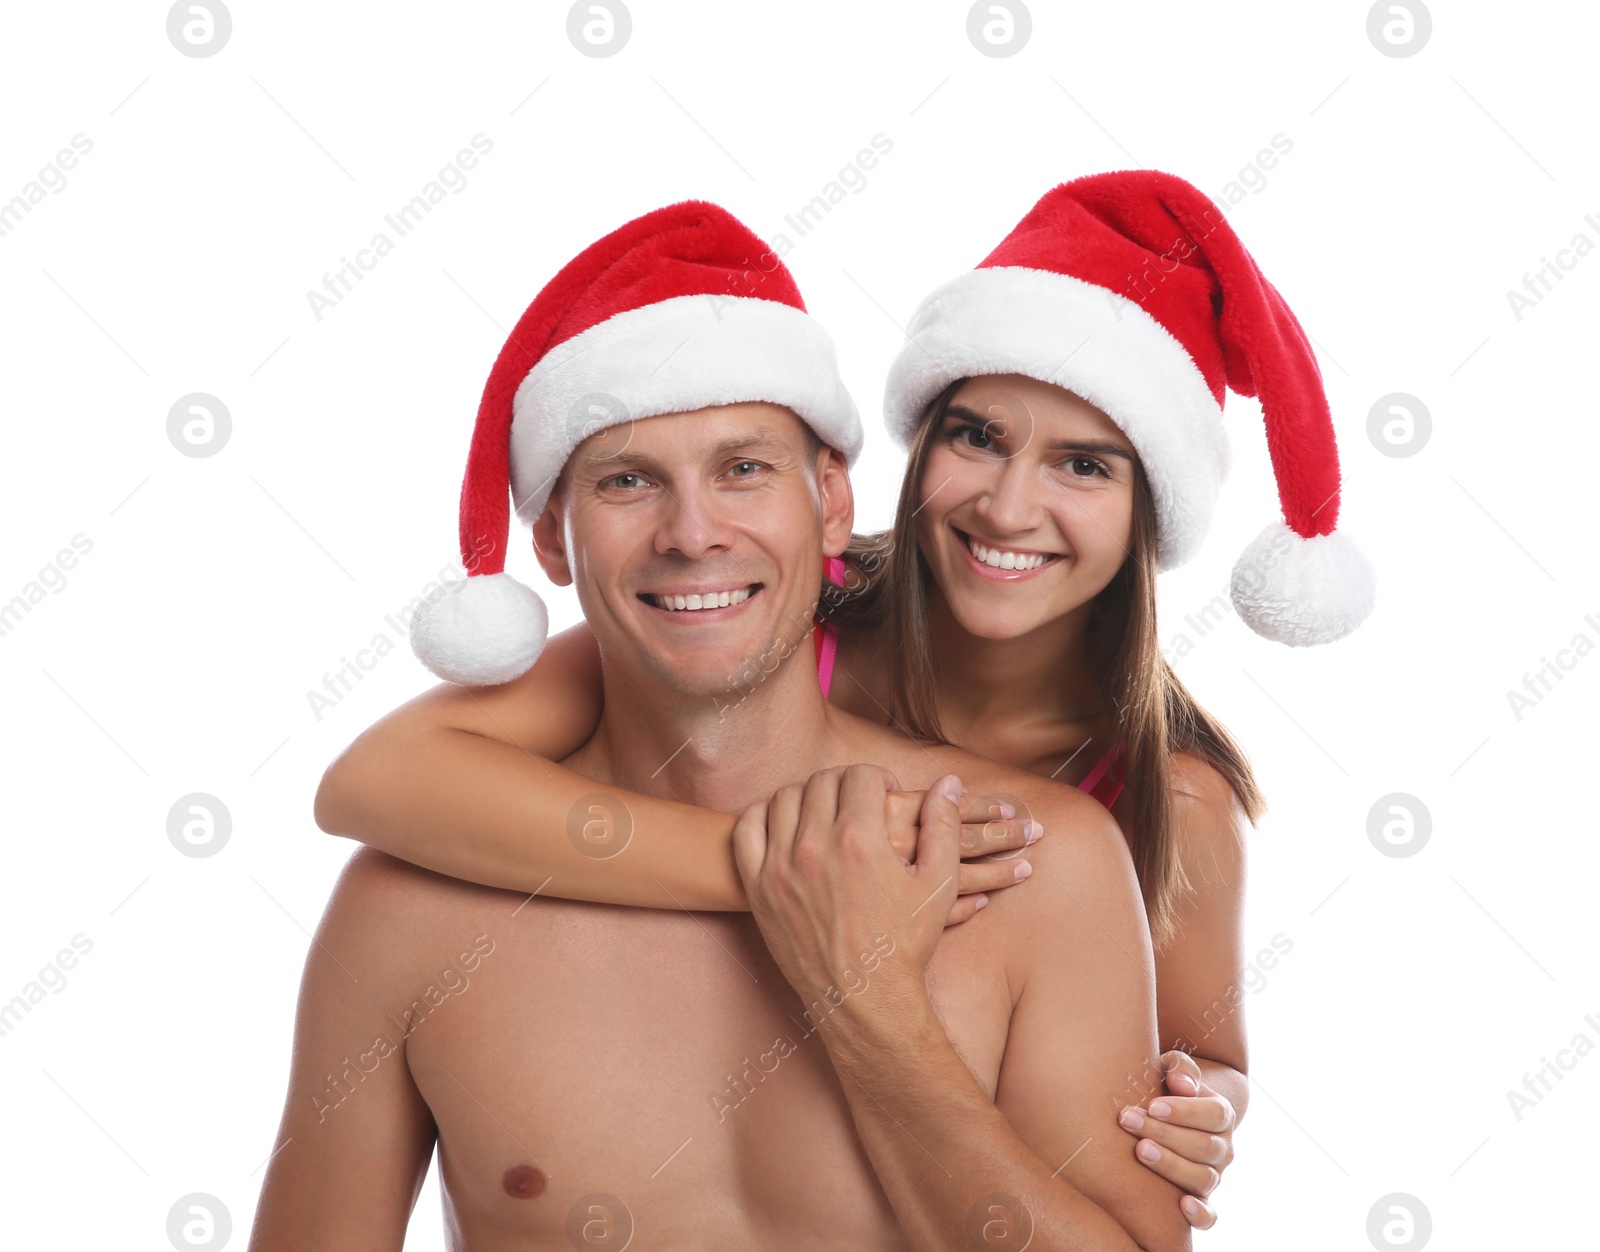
1, 1, 1594, 1248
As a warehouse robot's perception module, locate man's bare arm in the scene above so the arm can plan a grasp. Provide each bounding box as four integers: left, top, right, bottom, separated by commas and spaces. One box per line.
991, 794, 1192, 1249
813, 791, 1192, 1252
248, 849, 439, 1252
732, 767, 1191, 1251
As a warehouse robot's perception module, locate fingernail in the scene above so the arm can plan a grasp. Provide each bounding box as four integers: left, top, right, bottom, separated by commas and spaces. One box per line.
974, 893, 989, 910
1024, 821, 1044, 844
1119, 1106, 1145, 1131
997, 801, 1016, 818
1138, 1140, 1161, 1163
1182, 1197, 1199, 1216
1149, 1099, 1171, 1119
942, 774, 963, 802
1013, 860, 1033, 882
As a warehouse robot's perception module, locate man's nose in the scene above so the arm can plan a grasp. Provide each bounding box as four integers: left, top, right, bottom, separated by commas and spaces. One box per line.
653, 481, 734, 560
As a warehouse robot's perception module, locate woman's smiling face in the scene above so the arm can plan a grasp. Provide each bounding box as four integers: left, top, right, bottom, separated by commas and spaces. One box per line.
914, 373, 1138, 641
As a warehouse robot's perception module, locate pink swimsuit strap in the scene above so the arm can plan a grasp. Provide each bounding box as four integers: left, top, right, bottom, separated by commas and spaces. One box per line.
813, 555, 847, 698
1078, 739, 1126, 809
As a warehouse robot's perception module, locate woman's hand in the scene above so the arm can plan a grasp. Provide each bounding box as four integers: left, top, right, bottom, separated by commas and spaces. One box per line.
883, 787, 1042, 926
1118, 1050, 1238, 1230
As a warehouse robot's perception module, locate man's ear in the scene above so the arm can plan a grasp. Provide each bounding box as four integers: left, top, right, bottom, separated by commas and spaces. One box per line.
529, 491, 574, 587
815, 444, 855, 559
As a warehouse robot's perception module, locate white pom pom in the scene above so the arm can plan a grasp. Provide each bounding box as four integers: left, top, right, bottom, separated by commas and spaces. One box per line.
408, 572, 549, 685
1229, 522, 1376, 647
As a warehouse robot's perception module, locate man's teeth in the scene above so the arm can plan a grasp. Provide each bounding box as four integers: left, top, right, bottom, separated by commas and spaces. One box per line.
966, 533, 1052, 571
648, 586, 755, 612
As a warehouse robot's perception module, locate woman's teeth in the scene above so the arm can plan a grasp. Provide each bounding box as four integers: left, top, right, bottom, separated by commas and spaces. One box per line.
965, 533, 1053, 571
646, 586, 755, 612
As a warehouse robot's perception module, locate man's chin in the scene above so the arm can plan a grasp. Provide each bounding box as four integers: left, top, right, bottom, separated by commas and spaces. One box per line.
642, 656, 767, 704
605, 585, 815, 701
621, 630, 769, 701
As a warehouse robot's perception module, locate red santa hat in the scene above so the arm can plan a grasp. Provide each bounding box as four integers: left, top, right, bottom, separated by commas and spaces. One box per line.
883, 169, 1375, 647
410, 200, 863, 686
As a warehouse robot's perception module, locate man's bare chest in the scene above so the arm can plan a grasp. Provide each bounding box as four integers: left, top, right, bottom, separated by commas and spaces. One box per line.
403, 889, 1012, 1248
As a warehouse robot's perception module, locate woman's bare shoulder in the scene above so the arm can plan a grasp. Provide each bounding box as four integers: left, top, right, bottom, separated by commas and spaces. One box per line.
1167, 749, 1250, 884
1168, 749, 1232, 802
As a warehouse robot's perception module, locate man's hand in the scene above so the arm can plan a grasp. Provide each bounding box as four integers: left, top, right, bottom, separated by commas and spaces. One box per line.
732, 765, 980, 1015
736, 767, 1191, 1251
1118, 1050, 1238, 1230
885, 785, 1042, 927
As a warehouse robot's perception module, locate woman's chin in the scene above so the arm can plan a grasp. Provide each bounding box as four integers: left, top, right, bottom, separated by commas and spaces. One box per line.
941, 577, 1104, 643
945, 601, 1049, 643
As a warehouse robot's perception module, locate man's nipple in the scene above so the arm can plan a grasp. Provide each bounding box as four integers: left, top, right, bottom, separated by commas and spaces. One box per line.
502, 1163, 548, 1199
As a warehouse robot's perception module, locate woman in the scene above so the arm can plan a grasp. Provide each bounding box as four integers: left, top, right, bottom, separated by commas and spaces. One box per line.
317, 171, 1374, 1230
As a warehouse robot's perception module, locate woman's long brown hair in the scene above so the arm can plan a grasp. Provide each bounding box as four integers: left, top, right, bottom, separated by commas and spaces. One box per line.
820, 379, 1266, 949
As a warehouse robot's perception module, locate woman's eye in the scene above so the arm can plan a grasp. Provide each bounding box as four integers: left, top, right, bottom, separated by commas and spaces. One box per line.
951, 422, 994, 450
1066, 455, 1111, 479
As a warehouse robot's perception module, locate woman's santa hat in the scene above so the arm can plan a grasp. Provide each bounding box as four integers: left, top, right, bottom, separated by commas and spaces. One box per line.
883, 169, 1375, 647
410, 200, 863, 686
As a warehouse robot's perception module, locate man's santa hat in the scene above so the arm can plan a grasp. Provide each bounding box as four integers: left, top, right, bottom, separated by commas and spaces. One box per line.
883, 169, 1375, 646
409, 200, 863, 686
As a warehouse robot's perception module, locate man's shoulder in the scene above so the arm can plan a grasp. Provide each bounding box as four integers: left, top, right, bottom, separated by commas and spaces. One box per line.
328, 845, 458, 914
934, 750, 1147, 947
946, 749, 1127, 867
828, 720, 1138, 901
314, 847, 498, 975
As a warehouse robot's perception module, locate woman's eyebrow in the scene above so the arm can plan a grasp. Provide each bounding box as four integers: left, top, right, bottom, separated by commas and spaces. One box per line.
1045, 439, 1133, 459
943, 405, 1133, 458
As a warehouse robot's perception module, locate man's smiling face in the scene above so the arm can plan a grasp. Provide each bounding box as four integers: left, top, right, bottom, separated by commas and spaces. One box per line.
532, 401, 853, 699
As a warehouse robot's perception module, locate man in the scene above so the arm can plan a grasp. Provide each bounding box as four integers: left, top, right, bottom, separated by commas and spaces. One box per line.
249, 203, 1189, 1250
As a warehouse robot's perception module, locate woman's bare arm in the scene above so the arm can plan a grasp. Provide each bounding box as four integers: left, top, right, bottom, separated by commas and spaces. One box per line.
1154, 753, 1251, 1099
314, 621, 752, 909
1119, 750, 1251, 1228
314, 620, 1040, 916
